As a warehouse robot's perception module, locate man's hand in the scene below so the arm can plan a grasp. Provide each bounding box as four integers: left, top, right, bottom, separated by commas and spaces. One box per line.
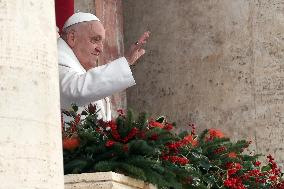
125, 31, 150, 65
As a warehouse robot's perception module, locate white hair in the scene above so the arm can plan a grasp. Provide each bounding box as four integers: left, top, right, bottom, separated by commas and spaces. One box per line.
61, 22, 89, 41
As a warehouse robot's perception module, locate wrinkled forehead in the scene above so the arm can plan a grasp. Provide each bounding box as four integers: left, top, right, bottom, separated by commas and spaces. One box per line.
86, 21, 105, 36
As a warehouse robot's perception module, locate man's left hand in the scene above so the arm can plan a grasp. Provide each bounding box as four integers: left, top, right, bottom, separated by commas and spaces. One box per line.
125, 31, 150, 65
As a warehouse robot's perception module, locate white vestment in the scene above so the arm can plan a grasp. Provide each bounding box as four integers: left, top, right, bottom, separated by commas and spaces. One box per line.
57, 38, 135, 121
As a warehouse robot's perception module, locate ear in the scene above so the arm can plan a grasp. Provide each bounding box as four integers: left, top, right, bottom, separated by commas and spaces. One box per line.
66, 31, 76, 48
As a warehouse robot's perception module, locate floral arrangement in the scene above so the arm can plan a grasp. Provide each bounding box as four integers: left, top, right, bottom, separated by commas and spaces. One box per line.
62, 104, 284, 189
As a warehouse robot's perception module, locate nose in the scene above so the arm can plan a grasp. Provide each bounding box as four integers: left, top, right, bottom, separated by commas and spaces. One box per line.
95, 47, 101, 54
96, 42, 103, 53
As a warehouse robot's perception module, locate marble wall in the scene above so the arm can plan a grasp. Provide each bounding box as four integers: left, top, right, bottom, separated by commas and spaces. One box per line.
123, 0, 284, 164
0, 1, 63, 188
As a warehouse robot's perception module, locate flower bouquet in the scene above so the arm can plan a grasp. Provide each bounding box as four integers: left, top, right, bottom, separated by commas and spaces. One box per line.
62, 104, 284, 189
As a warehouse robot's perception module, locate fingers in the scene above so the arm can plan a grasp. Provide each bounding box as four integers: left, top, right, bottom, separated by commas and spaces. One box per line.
139, 31, 150, 43
132, 31, 150, 54
136, 31, 150, 46
125, 31, 150, 65
137, 49, 145, 58
132, 49, 145, 62
127, 49, 145, 66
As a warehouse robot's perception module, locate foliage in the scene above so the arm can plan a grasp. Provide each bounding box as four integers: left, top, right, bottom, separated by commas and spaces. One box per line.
62, 104, 284, 189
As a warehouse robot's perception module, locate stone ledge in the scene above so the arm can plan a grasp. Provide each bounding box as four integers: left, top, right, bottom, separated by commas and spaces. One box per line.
65, 172, 156, 189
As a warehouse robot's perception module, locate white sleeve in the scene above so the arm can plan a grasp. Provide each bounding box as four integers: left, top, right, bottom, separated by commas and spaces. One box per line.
59, 57, 136, 109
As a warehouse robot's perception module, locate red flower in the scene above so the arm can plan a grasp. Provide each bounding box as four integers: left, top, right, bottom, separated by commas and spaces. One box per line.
269, 175, 277, 181
208, 128, 224, 138
149, 121, 164, 128
107, 120, 117, 130
267, 154, 274, 161
166, 135, 198, 153
63, 137, 80, 150
189, 123, 196, 135
74, 114, 81, 124
107, 121, 121, 140
70, 114, 81, 132
224, 177, 245, 189
95, 127, 104, 134
247, 169, 260, 176
224, 178, 237, 187
226, 162, 234, 169
213, 146, 227, 154
228, 152, 237, 158
150, 133, 158, 140
87, 103, 97, 114
228, 168, 238, 176
235, 163, 242, 170
183, 135, 198, 147
162, 155, 189, 165
254, 161, 261, 167
164, 123, 173, 130
105, 140, 116, 147
117, 109, 124, 116
121, 127, 139, 143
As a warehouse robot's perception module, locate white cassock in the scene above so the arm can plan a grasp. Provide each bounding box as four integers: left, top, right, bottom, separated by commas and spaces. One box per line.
57, 37, 136, 121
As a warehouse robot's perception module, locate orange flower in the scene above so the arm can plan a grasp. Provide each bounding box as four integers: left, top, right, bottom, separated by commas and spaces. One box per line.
208, 128, 225, 138
183, 135, 198, 147
63, 137, 80, 150
228, 152, 237, 158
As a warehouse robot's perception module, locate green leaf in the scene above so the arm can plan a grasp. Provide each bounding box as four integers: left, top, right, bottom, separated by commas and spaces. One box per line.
71, 104, 78, 112
156, 116, 165, 123
201, 174, 215, 187
261, 165, 271, 172
81, 110, 88, 115
178, 131, 189, 139
199, 160, 211, 171
64, 159, 88, 174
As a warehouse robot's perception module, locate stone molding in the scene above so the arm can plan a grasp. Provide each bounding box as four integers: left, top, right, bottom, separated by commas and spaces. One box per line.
65, 171, 156, 189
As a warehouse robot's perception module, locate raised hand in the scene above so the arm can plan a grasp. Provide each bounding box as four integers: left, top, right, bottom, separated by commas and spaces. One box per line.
125, 31, 150, 65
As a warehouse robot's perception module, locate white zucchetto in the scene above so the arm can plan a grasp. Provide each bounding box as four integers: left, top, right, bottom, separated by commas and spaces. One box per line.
63, 12, 100, 30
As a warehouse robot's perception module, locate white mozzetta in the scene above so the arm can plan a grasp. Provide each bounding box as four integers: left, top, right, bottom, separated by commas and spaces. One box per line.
58, 38, 135, 121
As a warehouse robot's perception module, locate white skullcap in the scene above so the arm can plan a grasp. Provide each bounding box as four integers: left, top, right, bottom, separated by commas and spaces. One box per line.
63, 12, 100, 30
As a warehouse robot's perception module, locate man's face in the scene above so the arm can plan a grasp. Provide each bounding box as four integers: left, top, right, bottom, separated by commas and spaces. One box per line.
72, 21, 105, 70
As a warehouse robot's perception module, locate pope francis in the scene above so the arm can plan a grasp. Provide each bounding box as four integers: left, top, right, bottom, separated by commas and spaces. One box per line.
58, 12, 150, 121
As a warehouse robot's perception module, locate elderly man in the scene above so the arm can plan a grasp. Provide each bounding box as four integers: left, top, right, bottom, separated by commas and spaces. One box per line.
58, 12, 150, 120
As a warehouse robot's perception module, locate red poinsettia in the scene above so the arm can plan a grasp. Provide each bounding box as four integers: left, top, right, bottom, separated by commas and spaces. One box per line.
206, 128, 225, 141
183, 135, 198, 147
167, 135, 198, 152
209, 128, 224, 138
149, 121, 164, 128
164, 123, 174, 130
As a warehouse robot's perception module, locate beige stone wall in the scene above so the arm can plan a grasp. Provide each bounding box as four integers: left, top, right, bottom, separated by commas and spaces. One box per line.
0, 1, 64, 188
74, 0, 96, 14
124, 0, 284, 164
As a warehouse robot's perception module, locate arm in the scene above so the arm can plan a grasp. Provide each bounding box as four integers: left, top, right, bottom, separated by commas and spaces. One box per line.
59, 57, 135, 109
